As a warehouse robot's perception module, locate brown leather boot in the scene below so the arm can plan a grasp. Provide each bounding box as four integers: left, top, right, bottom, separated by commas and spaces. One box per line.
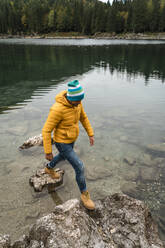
81, 191, 95, 210
45, 167, 60, 179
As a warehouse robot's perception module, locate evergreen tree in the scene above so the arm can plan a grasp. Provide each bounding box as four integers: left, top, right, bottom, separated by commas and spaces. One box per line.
150, 0, 160, 32
159, 4, 165, 31
132, 0, 148, 33
0, 0, 164, 35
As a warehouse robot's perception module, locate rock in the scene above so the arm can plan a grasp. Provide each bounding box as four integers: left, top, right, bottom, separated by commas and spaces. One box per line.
153, 158, 165, 168
121, 182, 140, 199
146, 143, 165, 157
1, 194, 164, 247
28, 240, 43, 248
140, 167, 160, 182
29, 199, 105, 248
93, 194, 164, 248
29, 168, 64, 192
25, 212, 40, 221
123, 156, 136, 166
140, 154, 165, 168
103, 156, 110, 161
139, 153, 153, 167
19, 134, 43, 149
86, 167, 113, 182
123, 167, 139, 181
0, 234, 10, 248
12, 235, 29, 248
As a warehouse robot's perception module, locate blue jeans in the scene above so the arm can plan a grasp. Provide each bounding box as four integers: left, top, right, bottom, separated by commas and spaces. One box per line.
47, 142, 87, 193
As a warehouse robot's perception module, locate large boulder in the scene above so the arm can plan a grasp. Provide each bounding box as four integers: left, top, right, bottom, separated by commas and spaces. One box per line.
1, 194, 164, 248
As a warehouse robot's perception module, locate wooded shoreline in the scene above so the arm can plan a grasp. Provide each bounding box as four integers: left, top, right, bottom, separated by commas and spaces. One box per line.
1, 32, 165, 40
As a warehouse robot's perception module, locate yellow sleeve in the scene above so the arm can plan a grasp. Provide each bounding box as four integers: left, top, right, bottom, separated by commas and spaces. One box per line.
42, 106, 62, 154
80, 104, 94, 137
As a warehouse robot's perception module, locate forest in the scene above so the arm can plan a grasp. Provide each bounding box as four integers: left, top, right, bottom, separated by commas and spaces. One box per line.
0, 0, 165, 35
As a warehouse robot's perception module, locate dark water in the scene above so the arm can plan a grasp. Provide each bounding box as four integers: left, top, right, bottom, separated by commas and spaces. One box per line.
0, 39, 165, 242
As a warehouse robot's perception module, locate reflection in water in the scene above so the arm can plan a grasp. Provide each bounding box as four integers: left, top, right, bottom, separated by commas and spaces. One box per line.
0, 41, 165, 243
0, 44, 165, 113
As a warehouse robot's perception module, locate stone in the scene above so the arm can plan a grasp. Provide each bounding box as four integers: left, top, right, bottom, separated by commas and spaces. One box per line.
29, 168, 64, 192
140, 167, 159, 182
12, 235, 29, 248
123, 156, 136, 166
146, 143, 165, 157
153, 157, 165, 168
19, 134, 43, 149
103, 156, 110, 161
123, 167, 139, 181
0, 234, 10, 248
86, 167, 113, 182
140, 154, 165, 168
1, 194, 164, 248
28, 240, 41, 248
121, 182, 140, 199
139, 153, 153, 167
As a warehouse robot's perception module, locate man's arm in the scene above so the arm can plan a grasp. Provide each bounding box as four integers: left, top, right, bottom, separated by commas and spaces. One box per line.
42, 106, 62, 156
80, 104, 94, 145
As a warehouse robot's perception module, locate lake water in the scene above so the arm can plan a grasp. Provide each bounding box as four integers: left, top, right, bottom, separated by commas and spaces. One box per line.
0, 38, 165, 242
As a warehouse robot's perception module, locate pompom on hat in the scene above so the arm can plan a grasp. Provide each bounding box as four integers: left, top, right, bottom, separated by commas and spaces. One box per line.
66, 80, 84, 101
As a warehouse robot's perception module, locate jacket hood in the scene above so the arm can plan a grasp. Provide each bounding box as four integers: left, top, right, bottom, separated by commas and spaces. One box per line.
55, 90, 72, 107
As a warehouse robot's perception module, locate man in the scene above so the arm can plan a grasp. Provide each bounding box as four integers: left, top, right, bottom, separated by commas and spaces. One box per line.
42, 80, 95, 210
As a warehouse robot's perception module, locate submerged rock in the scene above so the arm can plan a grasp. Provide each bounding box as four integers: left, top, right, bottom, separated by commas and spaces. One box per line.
140, 166, 160, 182
0, 194, 164, 248
123, 156, 136, 166
29, 168, 64, 192
146, 143, 165, 157
122, 166, 140, 181
121, 182, 140, 199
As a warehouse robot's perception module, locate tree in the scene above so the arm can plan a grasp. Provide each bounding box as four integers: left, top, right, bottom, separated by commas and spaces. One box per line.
132, 0, 148, 33
159, 3, 165, 31
150, 0, 160, 32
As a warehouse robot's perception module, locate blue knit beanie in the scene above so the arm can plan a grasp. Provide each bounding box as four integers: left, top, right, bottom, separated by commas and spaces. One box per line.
66, 80, 84, 101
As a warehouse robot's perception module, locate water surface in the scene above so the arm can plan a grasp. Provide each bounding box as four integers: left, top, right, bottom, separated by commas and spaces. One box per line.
0, 39, 165, 242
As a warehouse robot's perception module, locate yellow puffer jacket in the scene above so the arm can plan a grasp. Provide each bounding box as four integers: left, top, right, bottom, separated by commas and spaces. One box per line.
42, 90, 94, 154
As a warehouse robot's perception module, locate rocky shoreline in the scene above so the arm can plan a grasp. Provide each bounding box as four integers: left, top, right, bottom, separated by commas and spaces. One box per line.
0, 193, 164, 248
1, 32, 165, 40
1, 131, 165, 247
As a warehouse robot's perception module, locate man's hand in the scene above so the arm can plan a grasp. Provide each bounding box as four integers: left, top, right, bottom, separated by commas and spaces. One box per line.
45, 153, 53, 161
89, 136, 94, 146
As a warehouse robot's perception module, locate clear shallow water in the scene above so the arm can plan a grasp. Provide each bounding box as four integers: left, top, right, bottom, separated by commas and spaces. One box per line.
0, 39, 165, 242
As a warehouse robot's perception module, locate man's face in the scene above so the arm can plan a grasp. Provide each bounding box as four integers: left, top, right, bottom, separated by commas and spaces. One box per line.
70, 100, 81, 106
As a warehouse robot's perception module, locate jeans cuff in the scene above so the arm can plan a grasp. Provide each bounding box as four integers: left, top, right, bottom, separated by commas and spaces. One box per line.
46, 162, 51, 168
